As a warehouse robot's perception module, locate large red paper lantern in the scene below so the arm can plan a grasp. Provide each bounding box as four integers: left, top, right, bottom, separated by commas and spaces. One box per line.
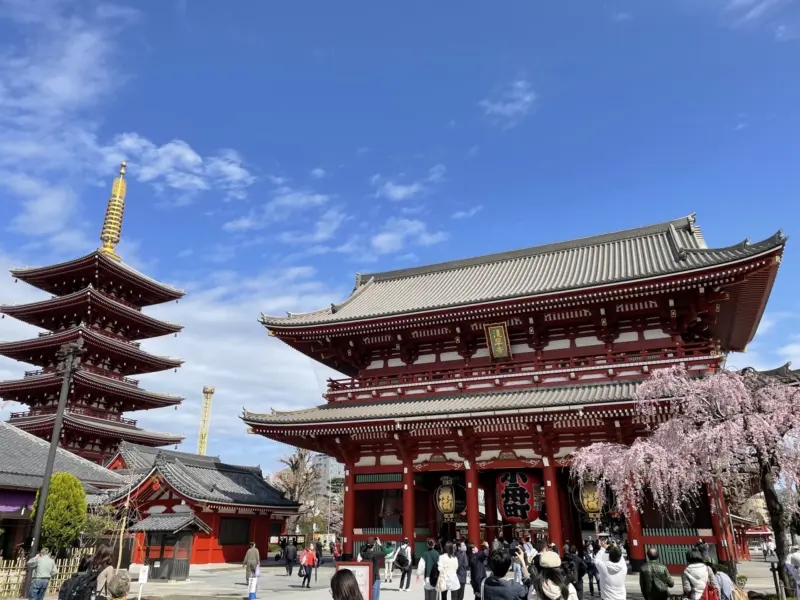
496, 471, 542, 523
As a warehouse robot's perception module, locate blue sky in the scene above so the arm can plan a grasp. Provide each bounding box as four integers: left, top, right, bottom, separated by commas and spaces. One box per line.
0, 0, 798, 471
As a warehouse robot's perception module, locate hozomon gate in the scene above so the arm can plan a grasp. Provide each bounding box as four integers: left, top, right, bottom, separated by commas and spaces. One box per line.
243, 214, 785, 571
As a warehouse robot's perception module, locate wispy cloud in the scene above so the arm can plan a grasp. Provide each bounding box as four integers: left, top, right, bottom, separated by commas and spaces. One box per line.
452, 205, 483, 220
371, 218, 448, 254
310, 167, 326, 179
479, 78, 537, 129
612, 11, 632, 22
371, 164, 446, 201
279, 208, 347, 244
222, 184, 331, 232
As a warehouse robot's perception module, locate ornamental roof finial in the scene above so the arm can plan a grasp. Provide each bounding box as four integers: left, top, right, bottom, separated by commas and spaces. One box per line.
99, 161, 127, 261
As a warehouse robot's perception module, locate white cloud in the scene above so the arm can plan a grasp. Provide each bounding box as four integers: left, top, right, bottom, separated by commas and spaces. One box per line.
310, 167, 326, 179
468, 145, 479, 158
222, 184, 332, 233
371, 164, 446, 201
612, 11, 632, 22
452, 205, 483, 219
371, 218, 448, 254
279, 208, 347, 244
479, 78, 537, 129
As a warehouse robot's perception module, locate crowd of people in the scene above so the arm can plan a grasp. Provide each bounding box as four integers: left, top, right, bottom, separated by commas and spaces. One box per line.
26, 544, 131, 600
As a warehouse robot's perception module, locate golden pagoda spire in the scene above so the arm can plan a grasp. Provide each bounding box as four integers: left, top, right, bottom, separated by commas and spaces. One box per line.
99, 162, 127, 261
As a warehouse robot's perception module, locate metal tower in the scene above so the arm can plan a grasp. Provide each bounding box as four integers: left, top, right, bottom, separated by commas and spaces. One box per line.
197, 386, 216, 455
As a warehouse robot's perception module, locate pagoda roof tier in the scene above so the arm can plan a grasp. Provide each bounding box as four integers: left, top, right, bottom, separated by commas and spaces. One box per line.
8, 410, 184, 446
10, 251, 184, 307
261, 215, 786, 329
0, 326, 183, 375
0, 369, 183, 411
0, 286, 182, 339
242, 380, 641, 429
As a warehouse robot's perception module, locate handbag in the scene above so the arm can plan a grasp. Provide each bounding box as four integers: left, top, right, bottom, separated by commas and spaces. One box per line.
700, 568, 721, 600
446, 572, 460, 592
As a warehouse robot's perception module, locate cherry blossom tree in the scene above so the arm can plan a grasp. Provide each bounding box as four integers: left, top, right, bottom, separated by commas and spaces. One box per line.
571, 365, 800, 585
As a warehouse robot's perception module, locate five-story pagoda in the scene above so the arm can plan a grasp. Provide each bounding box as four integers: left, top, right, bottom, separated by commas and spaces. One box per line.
0, 163, 185, 463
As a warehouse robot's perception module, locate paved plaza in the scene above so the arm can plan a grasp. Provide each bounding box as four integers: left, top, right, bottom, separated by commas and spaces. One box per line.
127, 559, 782, 600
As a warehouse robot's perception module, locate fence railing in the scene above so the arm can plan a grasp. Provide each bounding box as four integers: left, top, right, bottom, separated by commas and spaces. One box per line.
0, 550, 92, 599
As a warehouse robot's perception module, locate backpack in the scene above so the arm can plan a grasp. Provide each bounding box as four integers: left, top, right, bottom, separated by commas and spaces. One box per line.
429, 561, 440, 587
732, 588, 748, 600
394, 547, 409, 569
62, 570, 99, 600
562, 557, 578, 586
647, 563, 669, 594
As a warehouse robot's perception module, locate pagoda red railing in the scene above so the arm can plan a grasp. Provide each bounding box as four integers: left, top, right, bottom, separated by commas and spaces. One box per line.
95, 288, 144, 311
23, 365, 140, 387
326, 341, 716, 398
9, 406, 137, 426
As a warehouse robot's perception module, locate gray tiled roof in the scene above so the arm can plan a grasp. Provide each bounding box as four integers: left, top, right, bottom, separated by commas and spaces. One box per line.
129, 511, 211, 534
753, 363, 800, 384
260, 215, 786, 327
242, 380, 641, 426
9, 412, 184, 444
0, 421, 125, 489
102, 443, 300, 509
113, 440, 220, 472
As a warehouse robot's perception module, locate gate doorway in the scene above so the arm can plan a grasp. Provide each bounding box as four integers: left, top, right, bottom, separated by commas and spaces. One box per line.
146, 531, 193, 581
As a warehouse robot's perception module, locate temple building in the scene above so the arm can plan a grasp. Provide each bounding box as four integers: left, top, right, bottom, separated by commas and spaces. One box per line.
0, 163, 184, 463
243, 214, 786, 571
101, 441, 300, 576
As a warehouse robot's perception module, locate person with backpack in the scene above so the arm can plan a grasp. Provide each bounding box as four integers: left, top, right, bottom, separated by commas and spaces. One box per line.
92, 545, 115, 600
419, 538, 440, 600
639, 547, 674, 600
532, 551, 579, 600
681, 550, 719, 600
59, 557, 91, 600
395, 537, 413, 592
564, 546, 587, 600
106, 570, 131, 600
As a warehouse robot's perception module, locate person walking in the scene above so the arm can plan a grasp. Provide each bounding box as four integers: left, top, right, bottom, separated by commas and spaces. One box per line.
334, 539, 342, 564
436, 542, 460, 600
681, 550, 719, 600
639, 547, 674, 600
331, 569, 365, 600
532, 551, 579, 600
284, 539, 298, 577
300, 544, 316, 588
453, 541, 468, 600
396, 537, 413, 592
243, 542, 260, 585
27, 548, 57, 600
582, 543, 599, 597
384, 542, 397, 584
468, 543, 489, 600
594, 540, 627, 600
358, 537, 385, 600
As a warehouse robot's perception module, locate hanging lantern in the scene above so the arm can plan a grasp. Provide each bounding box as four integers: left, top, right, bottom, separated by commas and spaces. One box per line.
435, 476, 466, 522
497, 471, 542, 523
578, 482, 603, 520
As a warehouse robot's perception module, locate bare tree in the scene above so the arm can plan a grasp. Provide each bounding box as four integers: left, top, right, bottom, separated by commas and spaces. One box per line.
271, 448, 324, 531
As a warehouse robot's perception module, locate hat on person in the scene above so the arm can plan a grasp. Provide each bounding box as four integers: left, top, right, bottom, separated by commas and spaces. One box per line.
539, 551, 562, 569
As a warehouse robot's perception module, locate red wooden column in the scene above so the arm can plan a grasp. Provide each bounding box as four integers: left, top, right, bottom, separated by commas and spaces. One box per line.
343, 465, 356, 559
543, 458, 564, 553
465, 464, 481, 545
708, 483, 735, 563
626, 507, 646, 571
484, 484, 498, 544
402, 465, 415, 550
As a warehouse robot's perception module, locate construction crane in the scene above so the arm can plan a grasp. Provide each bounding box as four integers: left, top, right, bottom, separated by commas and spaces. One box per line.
197, 386, 216, 455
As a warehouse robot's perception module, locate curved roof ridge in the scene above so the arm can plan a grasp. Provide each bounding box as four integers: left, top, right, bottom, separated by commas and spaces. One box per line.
332, 276, 375, 312
682, 231, 787, 254
361, 215, 698, 283
77, 370, 185, 402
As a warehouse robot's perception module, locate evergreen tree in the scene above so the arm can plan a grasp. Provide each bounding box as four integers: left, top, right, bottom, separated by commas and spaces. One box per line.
31, 472, 87, 552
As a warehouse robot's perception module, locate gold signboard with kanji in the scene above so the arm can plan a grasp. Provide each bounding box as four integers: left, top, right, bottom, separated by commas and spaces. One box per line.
484, 322, 512, 361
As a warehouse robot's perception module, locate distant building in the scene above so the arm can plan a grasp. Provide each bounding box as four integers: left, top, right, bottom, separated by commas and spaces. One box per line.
311, 454, 345, 496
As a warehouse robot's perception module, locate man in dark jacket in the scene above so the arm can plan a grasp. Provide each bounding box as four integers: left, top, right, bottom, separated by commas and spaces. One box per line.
315, 540, 324, 566
564, 546, 588, 600
454, 542, 469, 600
284, 540, 298, 577
469, 543, 489, 600
359, 537, 385, 600
482, 548, 529, 600
639, 547, 674, 600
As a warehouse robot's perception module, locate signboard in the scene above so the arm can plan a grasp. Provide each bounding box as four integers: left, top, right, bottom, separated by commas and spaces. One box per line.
497, 471, 542, 523
485, 323, 512, 361
336, 562, 373, 600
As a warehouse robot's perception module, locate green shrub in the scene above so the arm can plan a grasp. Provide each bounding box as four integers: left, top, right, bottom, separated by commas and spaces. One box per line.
31, 473, 87, 552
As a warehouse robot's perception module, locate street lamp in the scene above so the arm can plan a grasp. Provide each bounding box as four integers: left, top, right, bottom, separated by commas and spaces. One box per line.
29, 339, 85, 556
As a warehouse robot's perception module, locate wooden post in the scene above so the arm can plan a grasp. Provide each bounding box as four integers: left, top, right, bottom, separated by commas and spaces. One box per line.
484, 483, 498, 545
343, 465, 356, 559
402, 465, 415, 553
465, 464, 481, 545
543, 458, 563, 553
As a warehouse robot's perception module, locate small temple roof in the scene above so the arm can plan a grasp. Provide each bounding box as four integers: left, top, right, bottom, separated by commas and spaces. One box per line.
112, 440, 221, 472
261, 215, 786, 328
129, 510, 212, 534
0, 421, 125, 489
9, 411, 184, 445
0, 286, 183, 339
101, 443, 300, 509
752, 362, 800, 383
10, 251, 184, 307
242, 380, 640, 427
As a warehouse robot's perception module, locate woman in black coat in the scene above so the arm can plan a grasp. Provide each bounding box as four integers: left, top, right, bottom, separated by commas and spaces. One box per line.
468, 542, 489, 600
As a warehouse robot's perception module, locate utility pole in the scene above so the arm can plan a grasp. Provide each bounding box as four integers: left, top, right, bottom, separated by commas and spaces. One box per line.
29, 339, 85, 556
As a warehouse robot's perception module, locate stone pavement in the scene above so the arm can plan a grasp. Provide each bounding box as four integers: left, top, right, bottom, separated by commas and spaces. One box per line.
130, 559, 781, 600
